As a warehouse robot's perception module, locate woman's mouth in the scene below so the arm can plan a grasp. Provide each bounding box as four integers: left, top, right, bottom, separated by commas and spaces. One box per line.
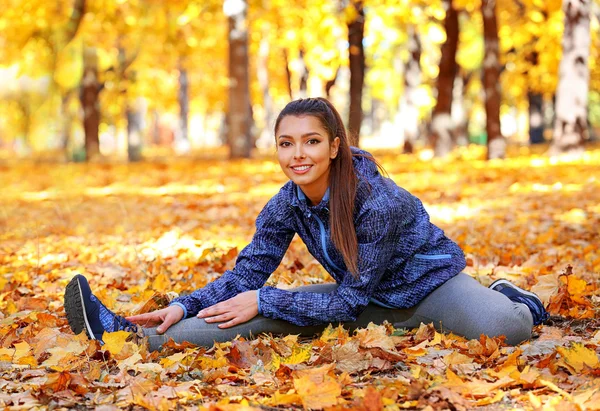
290, 165, 313, 174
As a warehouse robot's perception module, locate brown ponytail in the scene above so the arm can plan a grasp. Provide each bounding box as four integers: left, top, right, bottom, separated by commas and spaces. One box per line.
274, 98, 359, 276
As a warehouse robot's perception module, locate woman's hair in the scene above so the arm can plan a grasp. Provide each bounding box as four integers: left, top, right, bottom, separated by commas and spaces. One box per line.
274, 97, 359, 276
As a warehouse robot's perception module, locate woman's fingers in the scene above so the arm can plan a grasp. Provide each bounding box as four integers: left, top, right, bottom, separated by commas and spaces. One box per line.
197, 303, 227, 318
203, 312, 235, 323
126, 312, 161, 326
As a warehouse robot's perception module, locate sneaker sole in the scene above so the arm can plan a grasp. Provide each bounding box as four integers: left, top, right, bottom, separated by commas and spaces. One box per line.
64, 276, 97, 340
489, 279, 540, 300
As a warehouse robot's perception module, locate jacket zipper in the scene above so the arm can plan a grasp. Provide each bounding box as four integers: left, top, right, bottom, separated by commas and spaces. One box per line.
310, 212, 344, 272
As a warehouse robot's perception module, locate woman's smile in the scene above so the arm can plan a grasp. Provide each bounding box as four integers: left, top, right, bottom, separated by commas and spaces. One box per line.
276, 115, 339, 205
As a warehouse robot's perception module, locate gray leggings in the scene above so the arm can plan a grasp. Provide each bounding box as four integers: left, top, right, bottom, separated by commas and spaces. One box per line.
144, 273, 533, 351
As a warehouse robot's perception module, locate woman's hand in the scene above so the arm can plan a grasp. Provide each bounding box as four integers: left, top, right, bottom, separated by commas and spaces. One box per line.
126, 305, 185, 334
197, 290, 258, 329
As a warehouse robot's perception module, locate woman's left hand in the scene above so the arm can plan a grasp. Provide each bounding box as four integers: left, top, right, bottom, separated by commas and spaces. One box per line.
197, 290, 259, 328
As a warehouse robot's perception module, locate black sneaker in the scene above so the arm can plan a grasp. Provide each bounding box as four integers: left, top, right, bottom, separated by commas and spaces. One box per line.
489, 279, 550, 326
64, 274, 138, 343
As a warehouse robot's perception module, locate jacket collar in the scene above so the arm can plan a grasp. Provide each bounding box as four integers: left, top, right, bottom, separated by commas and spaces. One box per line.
291, 185, 330, 210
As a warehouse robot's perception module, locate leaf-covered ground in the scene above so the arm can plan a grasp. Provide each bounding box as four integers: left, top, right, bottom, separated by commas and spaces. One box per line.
0, 146, 599, 410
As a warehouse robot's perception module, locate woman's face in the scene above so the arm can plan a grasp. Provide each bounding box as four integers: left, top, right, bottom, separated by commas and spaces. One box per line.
276, 115, 340, 203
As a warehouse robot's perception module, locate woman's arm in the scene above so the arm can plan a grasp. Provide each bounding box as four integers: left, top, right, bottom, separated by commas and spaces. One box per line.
258, 206, 400, 325
169, 195, 295, 318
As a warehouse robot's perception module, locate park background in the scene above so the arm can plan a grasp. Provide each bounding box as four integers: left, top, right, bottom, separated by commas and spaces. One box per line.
1, 0, 600, 410
0, 0, 599, 161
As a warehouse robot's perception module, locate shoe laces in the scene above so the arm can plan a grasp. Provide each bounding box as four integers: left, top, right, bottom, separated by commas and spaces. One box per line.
113, 315, 138, 333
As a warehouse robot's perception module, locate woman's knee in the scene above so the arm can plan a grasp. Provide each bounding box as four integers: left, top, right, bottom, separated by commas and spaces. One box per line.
466, 303, 533, 345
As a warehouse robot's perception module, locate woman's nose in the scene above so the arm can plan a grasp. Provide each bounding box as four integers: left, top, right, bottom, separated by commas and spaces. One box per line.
294, 146, 306, 159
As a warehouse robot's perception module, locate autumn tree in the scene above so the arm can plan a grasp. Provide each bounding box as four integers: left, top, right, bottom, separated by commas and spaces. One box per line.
225, 0, 253, 158
402, 26, 422, 153
550, 0, 592, 154
347, 0, 366, 146
431, 0, 459, 157
482, 0, 504, 159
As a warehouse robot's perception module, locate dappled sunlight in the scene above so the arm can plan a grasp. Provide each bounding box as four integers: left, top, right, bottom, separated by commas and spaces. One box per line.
424, 202, 481, 224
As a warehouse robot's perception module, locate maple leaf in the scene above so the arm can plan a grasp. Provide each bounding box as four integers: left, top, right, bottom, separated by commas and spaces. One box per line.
355, 323, 395, 350
293, 373, 341, 409
556, 343, 600, 374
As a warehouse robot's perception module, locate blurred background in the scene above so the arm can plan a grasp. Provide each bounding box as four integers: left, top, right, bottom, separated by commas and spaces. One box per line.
0, 0, 599, 162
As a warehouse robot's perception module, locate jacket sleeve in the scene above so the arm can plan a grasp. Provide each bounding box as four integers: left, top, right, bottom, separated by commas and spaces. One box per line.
257, 206, 400, 326
169, 196, 295, 318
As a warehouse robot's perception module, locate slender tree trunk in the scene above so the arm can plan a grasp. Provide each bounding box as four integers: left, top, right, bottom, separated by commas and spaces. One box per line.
482, 0, 505, 159
61, 91, 73, 151
81, 46, 100, 161
283, 49, 293, 100
452, 70, 472, 146
152, 109, 160, 145
126, 96, 143, 162
325, 67, 339, 98
528, 92, 545, 144
298, 48, 309, 98
176, 59, 191, 154
402, 26, 422, 154
550, 0, 591, 155
226, 0, 252, 159
347, 0, 365, 146
178, 64, 189, 142
431, 0, 458, 157
258, 33, 275, 144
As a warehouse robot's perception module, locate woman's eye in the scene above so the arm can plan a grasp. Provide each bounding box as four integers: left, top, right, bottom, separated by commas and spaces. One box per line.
279, 141, 292, 147
307, 139, 320, 145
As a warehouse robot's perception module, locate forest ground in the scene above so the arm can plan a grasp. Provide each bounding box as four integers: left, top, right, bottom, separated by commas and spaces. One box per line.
0, 144, 599, 410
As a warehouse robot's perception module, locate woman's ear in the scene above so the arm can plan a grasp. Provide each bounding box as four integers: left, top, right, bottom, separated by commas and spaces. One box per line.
330, 137, 341, 159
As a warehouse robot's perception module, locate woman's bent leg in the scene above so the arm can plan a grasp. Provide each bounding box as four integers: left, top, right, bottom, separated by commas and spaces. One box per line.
353, 273, 534, 345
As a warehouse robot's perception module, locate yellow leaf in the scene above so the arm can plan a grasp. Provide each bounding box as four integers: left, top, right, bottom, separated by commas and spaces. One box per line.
152, 273, 171, 291
0, 347, 15, 362
12, 341, 31, 360
355, 323, 395, 350
196, 355, 228, 370
264, 391, 302, 407
102, 330, 130, 356
475, 390, 504, 406
160, 352, 188, 368
556, 343, 600, 373
293, 374, 341, 409
269, 344, 312, 370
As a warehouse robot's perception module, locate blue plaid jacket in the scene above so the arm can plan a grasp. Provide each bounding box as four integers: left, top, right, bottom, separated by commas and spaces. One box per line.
170, 148, 466, 325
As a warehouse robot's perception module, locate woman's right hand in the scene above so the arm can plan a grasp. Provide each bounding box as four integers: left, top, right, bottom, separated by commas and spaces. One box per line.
126, 305, 184, 334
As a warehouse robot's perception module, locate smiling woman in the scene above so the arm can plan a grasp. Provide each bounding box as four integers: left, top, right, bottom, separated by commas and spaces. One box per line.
64, 97, 549, 352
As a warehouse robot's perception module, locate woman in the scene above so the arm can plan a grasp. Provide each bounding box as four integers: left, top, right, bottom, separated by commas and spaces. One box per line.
64, 98, 548, 351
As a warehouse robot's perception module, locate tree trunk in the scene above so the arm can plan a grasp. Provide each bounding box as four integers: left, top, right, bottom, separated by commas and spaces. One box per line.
452, 70, 472, 146
178, 64, 189, 142
226, 0, 253, 159
347, 0, 365, 146
431, 0, 458, 157
402, 26, 422, 154
482, 0, 505, 159
528, 92, 545, 144
126, 97, 143, 162
298, 48, 309, 98
325, 67, 339, 98
176, 60, 191, 154
81, 46, 100, 161
283, 49, 293, 100
258, 33, 275, 145
550, 0, 591, 155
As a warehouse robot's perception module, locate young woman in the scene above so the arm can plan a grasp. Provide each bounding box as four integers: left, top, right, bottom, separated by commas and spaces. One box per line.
64, 98, 548, 351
